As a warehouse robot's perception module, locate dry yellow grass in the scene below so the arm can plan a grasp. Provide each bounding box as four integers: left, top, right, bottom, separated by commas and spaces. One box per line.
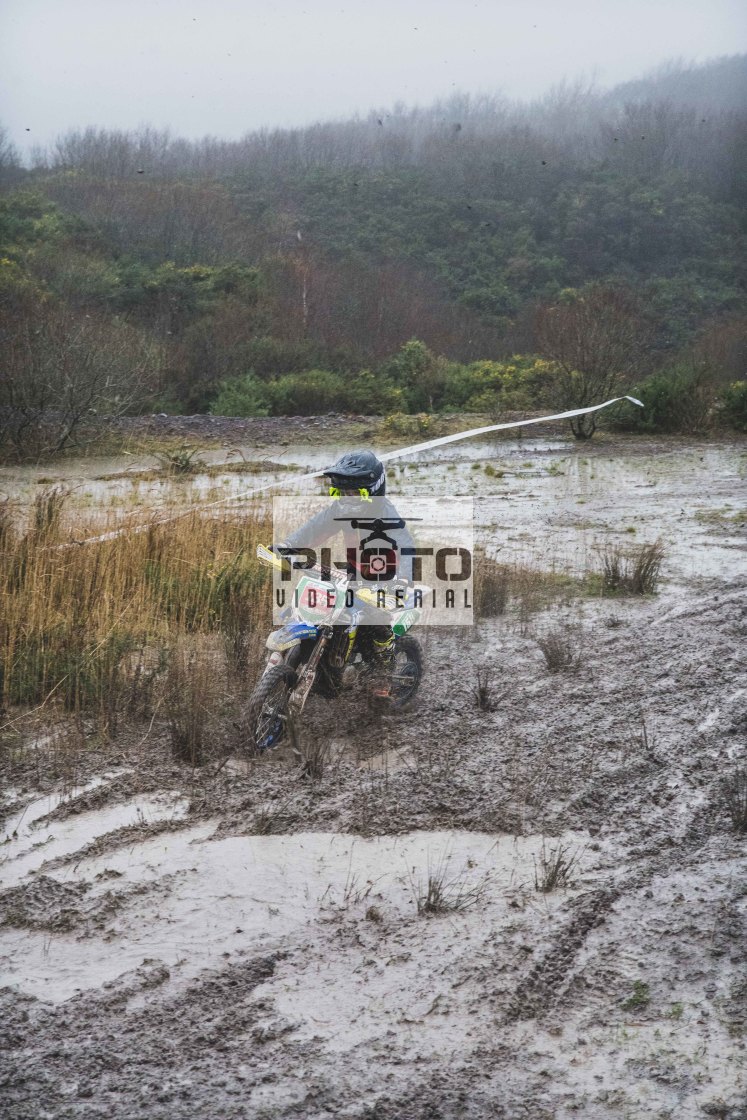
473, 551, 586, 627
0, 495, 273, 728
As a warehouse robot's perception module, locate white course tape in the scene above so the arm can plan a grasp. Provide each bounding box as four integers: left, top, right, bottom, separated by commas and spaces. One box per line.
377, 395, 643, 461
61, 395, 642, 547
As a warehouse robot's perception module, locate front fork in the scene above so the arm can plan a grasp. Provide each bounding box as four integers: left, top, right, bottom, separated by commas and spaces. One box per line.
288, 629, 331, 716
264, 615, 359, 716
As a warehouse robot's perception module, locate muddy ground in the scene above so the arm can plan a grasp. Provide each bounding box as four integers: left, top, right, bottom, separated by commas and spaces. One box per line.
1, 431, 746, 1119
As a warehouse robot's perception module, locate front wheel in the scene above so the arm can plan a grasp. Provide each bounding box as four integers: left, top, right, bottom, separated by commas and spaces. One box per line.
246, 664, 297, 752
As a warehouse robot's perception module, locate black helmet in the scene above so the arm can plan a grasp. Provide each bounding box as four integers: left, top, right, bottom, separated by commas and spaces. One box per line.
323, 449, 386, 497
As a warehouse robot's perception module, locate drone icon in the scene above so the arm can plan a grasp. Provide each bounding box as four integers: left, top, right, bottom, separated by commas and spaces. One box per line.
333, 516, 421, 550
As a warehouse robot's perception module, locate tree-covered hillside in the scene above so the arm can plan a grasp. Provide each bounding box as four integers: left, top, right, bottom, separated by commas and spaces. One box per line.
1, 57, 746, 455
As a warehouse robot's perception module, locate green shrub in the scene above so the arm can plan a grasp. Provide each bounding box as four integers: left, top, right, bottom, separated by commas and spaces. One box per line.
339, 368, 404, 414
266, 368, 346, 415
384, 339, 450, 412
241, 337, 322, 378
380, 412, 436, 437
263, 368, 402, 416
618, 363, 717, 434
442, 356, 556, 414
720, 380, 747, 432
209, 373, 270, 417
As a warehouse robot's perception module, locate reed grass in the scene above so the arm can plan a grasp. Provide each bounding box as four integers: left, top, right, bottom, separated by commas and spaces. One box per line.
474, 552, 510, 618
164, 636, 228, 764
474, 551, 586, 625
33, 487, 68, 537
0, 496, 273, 731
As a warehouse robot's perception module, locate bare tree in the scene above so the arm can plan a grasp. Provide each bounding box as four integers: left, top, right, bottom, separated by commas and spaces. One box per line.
1, 300, 158, 459
534, 285, 651, 438
0, 124, 22, 188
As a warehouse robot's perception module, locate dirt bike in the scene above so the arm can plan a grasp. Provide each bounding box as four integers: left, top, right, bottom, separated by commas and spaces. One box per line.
247, 544, 426, 752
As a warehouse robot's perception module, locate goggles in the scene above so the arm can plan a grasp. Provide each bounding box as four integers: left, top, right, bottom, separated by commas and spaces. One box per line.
328, 486, 371, 500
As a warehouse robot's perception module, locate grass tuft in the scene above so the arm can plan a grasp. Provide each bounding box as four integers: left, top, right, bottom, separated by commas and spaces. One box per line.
622, 979, 651, 1011
164, 639, 226, 765
153, 445, 206, 474
411, 852, 490, 916
293, 733, 335, 781
535, 625, 581, 672
601, 540, 665, 594
533, 838, 583, 892
719, 766, 747, 833
252, 794, 299, 835
474, 553, 510, 618
474, 666, 497, 711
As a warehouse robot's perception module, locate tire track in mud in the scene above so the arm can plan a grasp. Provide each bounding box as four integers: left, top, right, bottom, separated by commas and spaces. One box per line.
0, 869, 188, 935
487, 582, 747, 1027
502, 784, 743, 1027
37, 815, 196, 872
1, 550, 743, 1115
504, 887, 621, 1022
0, 874, 118, 933
354, 1074, 554, 1120
0, 952, 284, 1119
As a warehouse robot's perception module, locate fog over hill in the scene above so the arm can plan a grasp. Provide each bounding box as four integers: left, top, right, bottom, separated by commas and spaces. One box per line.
5, 55, 745, 181
604, 53, 747, 112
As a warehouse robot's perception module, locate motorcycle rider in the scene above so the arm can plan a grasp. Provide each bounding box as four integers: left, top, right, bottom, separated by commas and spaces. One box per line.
278, 450, 415, 666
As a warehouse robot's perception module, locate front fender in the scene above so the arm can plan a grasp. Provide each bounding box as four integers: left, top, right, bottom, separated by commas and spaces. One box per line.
266, 621, 318, 652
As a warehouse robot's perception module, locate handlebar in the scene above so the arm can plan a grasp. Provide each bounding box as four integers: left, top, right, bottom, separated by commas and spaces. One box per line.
257, 544, 424, 619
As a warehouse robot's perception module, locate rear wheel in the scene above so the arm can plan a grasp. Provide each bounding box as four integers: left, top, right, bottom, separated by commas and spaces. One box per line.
386, 635, 423, 709
247, 664, 297, 752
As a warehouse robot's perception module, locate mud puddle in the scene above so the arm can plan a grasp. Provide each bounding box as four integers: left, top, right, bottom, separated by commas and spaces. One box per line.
1, 788, 190, 889
3, 436, 743, 586
0, 814, 591, 1004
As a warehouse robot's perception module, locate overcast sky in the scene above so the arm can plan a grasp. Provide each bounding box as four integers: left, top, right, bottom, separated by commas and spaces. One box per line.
1, 0, 745, 155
